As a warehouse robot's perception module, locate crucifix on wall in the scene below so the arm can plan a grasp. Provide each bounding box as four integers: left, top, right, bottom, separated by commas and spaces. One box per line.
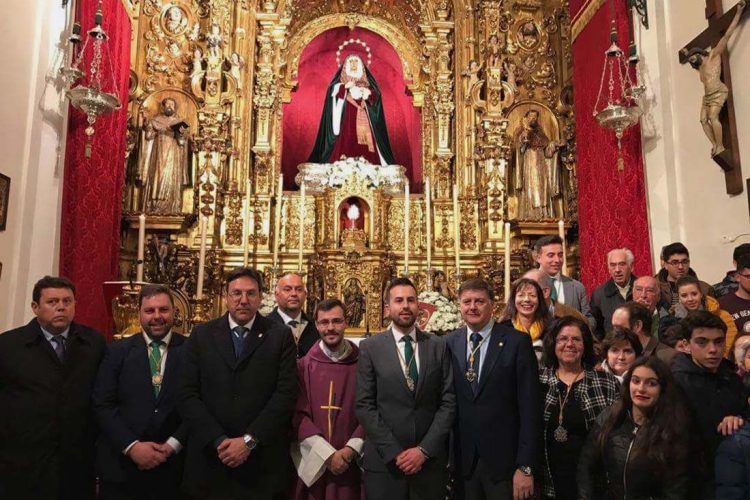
678, 0, 747, 196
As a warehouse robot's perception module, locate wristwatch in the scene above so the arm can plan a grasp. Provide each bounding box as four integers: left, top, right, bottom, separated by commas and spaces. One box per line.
518, 465, 533, 477
243, 434, 258, 450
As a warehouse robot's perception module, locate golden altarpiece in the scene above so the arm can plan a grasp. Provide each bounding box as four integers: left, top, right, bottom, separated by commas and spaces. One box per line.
117, 0, 579, 336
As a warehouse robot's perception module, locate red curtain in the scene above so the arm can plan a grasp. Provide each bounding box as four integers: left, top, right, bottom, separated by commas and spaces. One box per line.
281, 27, 422, 190
570, 0, 652, 291
60, 0, 131, 338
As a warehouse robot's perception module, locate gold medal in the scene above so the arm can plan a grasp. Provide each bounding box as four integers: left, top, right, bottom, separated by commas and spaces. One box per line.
465, 368, 477, 383
152, 374, 163, 385
554, 425, 568, 443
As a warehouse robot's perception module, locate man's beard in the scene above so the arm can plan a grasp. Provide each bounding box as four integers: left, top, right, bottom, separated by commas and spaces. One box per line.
529, 120, 539, 129
163, 107, 175, 116
392, 312, 416, 329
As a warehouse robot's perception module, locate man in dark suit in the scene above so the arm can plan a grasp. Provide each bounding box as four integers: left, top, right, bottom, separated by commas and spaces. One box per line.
267, 272, 318, 357
0, 276, 106, 500
355, 277, 455, 499
446, 278, 541, 500
94, 284, 188, 499
590, 248, 637, 339
178, 267, 298, 499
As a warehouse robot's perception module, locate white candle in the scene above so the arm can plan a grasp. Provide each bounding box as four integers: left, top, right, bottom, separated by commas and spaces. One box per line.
453, 184, 460, 274
298, 182, 305, 272
504, 222, 511, 301
425, 177, 432, 271
404, 180, 410, 276
558, 219, 567, 275
243, 179, 251, 267
196, 216, 208, 300
136, 213, 146, 282
273, 174, 283, 269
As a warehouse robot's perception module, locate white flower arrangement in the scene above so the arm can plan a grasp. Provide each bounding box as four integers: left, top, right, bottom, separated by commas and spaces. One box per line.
259, 291, 276, 316
418, 290, 463, 334
322, 157, 384, 189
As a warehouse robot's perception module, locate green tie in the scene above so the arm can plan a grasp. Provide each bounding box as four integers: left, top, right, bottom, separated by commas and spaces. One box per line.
149, 340, 164, 397
402, 336, 418, 389
550, 277, 559, 302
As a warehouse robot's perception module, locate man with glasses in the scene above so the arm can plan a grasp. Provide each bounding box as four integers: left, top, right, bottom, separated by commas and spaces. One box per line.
719, 254, 750, 336
177, 267, 298, 499
291, 298, 364, 500
656, 242, 715, 307
0, 276, 106, 499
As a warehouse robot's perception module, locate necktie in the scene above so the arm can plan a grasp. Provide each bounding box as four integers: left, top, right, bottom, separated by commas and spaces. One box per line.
470, 332, 482, 392
50, 336, 66, 362
401, 336, 418, 390
232, 326, 247, 359
550, 277, 559, 302
149, 340, 164, 397
287, 319, 299, 328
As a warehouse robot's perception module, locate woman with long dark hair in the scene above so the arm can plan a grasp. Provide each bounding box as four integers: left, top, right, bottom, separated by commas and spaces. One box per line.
577, 356, 693, 499
538, 316, 619, 499
501, 278, 552, 358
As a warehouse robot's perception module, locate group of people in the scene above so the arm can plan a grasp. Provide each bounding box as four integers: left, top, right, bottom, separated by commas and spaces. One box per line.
1, 237, 750, 500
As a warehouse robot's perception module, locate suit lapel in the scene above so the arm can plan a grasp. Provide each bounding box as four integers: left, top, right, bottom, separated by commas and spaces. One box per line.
415, 330, 429, 398
25, 320, 62, 367
157, 333, 184, 404
475, 324, 506, 397
237, 315, 269, 364
384, 329, 414, 396
212, 314, 238, 369
455, 327, 468, 375
130, 334, 156, 401
561, 277, 574, 304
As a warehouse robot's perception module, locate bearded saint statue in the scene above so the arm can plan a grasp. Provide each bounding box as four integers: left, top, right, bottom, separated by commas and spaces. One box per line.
307, 54, 396, 166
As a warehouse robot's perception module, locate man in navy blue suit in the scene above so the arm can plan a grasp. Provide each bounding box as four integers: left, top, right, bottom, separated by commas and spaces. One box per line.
94, 284, 188, 499
446, 278, 542, 500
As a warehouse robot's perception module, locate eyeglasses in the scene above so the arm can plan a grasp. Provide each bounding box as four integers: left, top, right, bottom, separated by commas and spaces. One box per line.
737, 272, 750, 280
317, 318, 345, 327
667, 259, 690, 267
556, 336, 584, 345
227, 290, 259, 301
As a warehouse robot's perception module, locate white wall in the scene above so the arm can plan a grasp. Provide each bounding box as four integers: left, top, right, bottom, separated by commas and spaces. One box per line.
0, 1, 70, 331
639, 0, 750, 284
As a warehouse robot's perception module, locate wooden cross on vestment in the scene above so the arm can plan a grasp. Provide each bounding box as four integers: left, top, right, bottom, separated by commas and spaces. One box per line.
320, 380, 342, 442
678, 0, 748, 197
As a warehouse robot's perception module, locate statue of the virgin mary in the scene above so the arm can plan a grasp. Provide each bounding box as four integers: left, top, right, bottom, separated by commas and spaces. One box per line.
307, 54, 396, 166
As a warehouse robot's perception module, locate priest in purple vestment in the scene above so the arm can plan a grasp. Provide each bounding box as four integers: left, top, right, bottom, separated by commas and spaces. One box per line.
292, 298, 364, 500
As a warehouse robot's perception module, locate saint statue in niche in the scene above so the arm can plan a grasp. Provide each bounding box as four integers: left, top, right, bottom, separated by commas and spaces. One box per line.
308, 54, 396, 166
510, 108, 562, 220
343, 279, 365, 327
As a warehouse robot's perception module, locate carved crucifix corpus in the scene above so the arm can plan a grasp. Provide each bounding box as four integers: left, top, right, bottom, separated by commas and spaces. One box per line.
679, 0, 747, 196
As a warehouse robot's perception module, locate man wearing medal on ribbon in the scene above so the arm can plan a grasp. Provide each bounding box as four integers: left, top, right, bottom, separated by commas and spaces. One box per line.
446, 278, 541, 500
308, 49, 396, 166
291, 298, 364, 500
93, 284, 188, 499
355, 277, 455, 499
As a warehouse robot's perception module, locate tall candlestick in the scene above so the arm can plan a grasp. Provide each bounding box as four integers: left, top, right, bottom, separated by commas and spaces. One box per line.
243, 179, 251, 267
425, 177, 432, 271
504, 222, 511, 301
136, 213, 146, 282
404, 180, 410, 276
453, 184, 460, 274
273, 174, 283, 270
558, 219, 567, 275
298, 182, 305, 272
196, 216, 208, 300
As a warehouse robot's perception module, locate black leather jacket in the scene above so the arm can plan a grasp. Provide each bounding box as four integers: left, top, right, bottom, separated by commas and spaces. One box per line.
577, 408, 689, 500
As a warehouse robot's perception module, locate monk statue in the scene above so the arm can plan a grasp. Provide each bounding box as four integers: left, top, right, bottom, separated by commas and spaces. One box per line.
685, 0, 745, 157
137, 98, 191, 214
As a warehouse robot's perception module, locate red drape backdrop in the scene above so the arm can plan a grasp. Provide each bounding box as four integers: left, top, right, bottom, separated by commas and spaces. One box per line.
281, 27, 422, 190
60, 0, 131, 337
569, 0, 652, 291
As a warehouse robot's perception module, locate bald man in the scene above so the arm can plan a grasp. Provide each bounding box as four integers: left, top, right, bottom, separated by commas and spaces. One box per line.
267, 273, 319, 358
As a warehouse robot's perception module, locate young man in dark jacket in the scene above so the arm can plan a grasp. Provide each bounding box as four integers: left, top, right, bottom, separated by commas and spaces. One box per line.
672, 310, 746, 499
715, 373, 750, 499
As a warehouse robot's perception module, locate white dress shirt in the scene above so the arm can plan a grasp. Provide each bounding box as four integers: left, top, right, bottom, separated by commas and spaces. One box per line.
391, 324, 420, 373
466, 320, 494, 383
277, 308, 306, 341
228, 314, 256, 335
123, 330, 182, 455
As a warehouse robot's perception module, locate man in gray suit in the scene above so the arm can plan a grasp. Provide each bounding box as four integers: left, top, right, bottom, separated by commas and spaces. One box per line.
355, 277, 456, 500
533, 235, 595, 330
